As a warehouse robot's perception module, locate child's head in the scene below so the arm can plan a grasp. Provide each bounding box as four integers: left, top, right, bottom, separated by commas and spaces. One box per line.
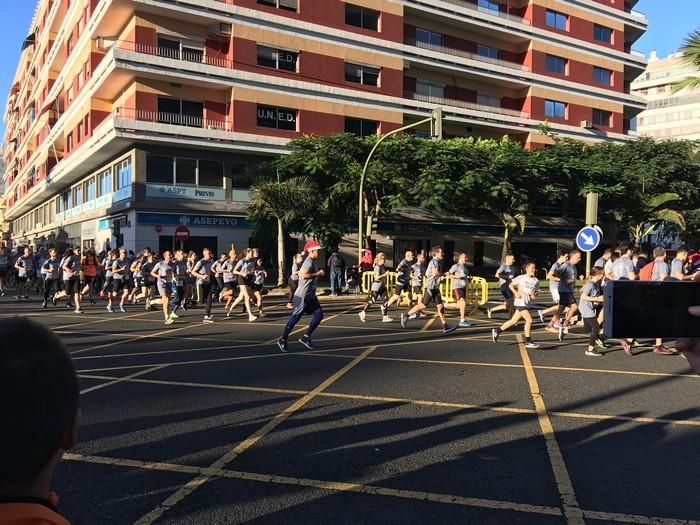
0, 318, 79, 492
524, 261, 536, 276
504, 254, 515, 265
417, 253, 426, 263
589, 266, 604, 282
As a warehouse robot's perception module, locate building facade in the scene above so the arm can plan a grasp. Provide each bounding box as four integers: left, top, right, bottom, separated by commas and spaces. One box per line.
2, 0, 647, 256
631, 51, 700, 141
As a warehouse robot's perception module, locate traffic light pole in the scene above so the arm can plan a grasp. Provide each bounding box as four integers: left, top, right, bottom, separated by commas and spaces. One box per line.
357, 110, 442, 266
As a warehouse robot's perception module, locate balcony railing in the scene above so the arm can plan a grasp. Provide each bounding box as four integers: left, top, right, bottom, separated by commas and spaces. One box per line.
406, 0, 531, 26
115, 108, 233, 132
404, 91, 530, 119
405, 38, 530, 72
629, 10, 648, 23
117, 41, 233, 69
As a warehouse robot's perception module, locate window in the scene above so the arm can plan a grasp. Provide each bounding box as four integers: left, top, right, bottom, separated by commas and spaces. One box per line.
98, 169, 112, 196
257, 105, 297, 130
116, 159, 131, 189
66, 132, 73, 152
477, 93, 501, 108
593, 66, 612, 85
345, 63, 380, 86
72, 185, 82, 206
176, 158, 197, 185
76, 122, 83, 142
256, 45, 298, 72
594, 24, 612, 44
415, 28, 443, 46
416, 81, 444, 99
478, 0, 500, 12
157, 97, 204, 127
546, 54, 567, 75
546, 9, 567, 31
257, 0, 297, 10
345, 117, 378, 137
198, 160, 224, 187
544, 100, 566, 119
593, 109, 611, 126
85, 177, 96, 201
345, 4, 379, 31
147, 155, 174, 184
477, 45, 500, 60
157, 36, 204, 63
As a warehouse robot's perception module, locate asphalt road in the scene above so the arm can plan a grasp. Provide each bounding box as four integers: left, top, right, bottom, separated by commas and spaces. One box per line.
2, 292, 699, 525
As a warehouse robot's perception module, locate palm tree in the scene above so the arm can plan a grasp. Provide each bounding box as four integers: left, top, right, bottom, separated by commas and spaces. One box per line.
628, 192, 686, 248
673, 28, 700, 93
248, 176, 317, 286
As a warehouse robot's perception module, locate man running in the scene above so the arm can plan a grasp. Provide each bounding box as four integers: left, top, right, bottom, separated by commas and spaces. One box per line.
277, 241, 325, 353
14, 246, 34, 300
386, 250, 414, 310
488, 254, 516, 318
538, 250, 568, 328
400, 247, 457, 334
492, 261, 540, 348
228, 248, 257, 322
0, 246, 9, 296
556, 250, 581, 341
671, 247, 698, 281
594, 248, 613, 271
150, 250, 178, 325
447, 252, 471, 327
192, 248, 215, 323
80, 249, 98, 304
41, 248, 60, 309
61, 248, 83, 314
107, 249, 130, 313
359, 252, 392, 323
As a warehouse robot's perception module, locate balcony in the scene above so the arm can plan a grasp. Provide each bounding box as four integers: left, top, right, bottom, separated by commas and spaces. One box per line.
404, 91, 530, 119
405, 38, 530, 72
117, 40, 232, 69
405, 0, 531, 26
115, 108, 233, 131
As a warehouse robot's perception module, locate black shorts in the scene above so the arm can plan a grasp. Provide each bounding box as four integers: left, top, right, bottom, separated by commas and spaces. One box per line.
64, 278, 80, 295
113, 279, 126, 294
412, 285, 422, 297
422, 288, 443, 307
394, 281, 410, 296
558, 291, 576, 307
223, 282, 235, 290
251, 283, 263, 292
453, 288, 466, 301
83, 275, 95, 285
516, 306, 530, 312
500, 282, 513, 300
17, 275, 27, 284
0, 269, 7, 278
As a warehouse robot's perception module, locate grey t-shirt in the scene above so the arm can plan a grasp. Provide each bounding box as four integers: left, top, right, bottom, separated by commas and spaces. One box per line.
652, 261, 669, 282
222, 259, 235, 283
612, 256, 635, 280
449, 263, 468, 289
512, 274, 539, 308
62, 255, 80, 281
396, 259, 411, 283
193, 258, 213, 285
548, 261, 562, 291
411, 263, 425, 288
557, 263, 577, 294
294, 257, 317, 298
42, 257, 60, 279
111, 258, 128, 280
497, 264, 515, 286
290, 261, 301, 282
153, 260, 174, 283
594, 257, 607, 269
578, 280, 602, 318
671, 258, 684, 277
16, 255, 34, 277
425, 258, 442, 290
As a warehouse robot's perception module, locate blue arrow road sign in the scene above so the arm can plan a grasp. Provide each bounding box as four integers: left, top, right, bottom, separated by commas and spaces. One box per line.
576, 226, 602, 252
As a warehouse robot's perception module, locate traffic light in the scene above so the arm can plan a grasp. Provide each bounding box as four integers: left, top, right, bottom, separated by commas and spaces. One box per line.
431, 108, 443, 140
366, 215, 378, 235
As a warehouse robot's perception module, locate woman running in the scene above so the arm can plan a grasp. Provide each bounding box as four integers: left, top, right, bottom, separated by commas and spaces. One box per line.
252, 258, 268, 317
80, 249, 98, 304
150, 250, 178, 325
359, 252, 392, 323
447, 252, 471, 328
14, 246, 34, 300
491, 261, 540, 348
58, 248, 83, 314
107, 249, 130, 313
488, 254, 516, 318
219, 252, 237, 308
228, 248, 257, 322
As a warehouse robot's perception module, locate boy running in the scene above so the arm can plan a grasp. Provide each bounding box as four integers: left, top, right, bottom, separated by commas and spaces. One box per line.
400, 247, 457, 334
410, 253, 426, 310
287, 253, 303, 309
569, 267, 606, 356
447, 252, 471, 327
150, 250, 178, 325
41, 249, 60, 309
491, 261, 540, 348
192, 248, 215, 323
107, 249, 130, 313
488, 254, 516, 318
538, 250, 568, 327
386, 250, 414, 309
555, 250, 581, 341
359, 252, 392, 323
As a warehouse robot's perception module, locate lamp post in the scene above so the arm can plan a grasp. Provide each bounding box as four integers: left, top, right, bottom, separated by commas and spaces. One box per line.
357, 109, 443, 265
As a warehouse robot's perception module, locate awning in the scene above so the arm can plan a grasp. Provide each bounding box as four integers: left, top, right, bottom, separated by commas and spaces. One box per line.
10, 82, 20, 94
21, 33, 36, 50
37, 97, 58, 118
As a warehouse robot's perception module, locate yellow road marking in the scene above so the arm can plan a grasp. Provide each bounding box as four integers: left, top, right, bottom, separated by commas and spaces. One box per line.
71, 322, 205, 355
420, 317, 437, 332
517, 335, 584, 524
134, 345, 379, 524
79, 365, 168, 395
52, 310, 155, 331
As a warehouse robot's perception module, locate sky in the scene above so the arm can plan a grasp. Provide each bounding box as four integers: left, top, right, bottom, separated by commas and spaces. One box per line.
0, 0, 698, 138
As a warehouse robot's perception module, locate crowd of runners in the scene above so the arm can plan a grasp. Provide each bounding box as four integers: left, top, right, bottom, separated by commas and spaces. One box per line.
1, 241, 699, 356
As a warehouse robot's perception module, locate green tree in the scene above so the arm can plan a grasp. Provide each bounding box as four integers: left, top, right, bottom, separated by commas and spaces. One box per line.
627, 193, 686, 248
248, 176, 317, 286
673, 28, 700, 93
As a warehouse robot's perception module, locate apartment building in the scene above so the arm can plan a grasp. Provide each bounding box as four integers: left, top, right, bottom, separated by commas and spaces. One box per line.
632, 51, 700, 141
2, 0, 647, 254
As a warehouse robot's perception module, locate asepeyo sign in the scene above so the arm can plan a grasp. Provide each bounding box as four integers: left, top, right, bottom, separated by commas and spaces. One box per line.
146, 184, 225, 201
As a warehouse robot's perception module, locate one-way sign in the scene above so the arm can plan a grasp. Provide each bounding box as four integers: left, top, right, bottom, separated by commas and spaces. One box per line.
576, 226, 602, 252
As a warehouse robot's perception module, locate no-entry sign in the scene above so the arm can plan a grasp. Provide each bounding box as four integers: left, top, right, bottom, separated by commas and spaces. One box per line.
174, 225, 190, 242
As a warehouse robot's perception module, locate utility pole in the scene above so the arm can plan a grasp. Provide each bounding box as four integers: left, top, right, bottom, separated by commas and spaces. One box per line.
585, 192, 599, 276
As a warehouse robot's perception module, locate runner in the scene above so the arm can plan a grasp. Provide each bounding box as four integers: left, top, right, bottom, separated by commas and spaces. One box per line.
491, 261, 540, 348
219, 252, 237, 308
555, 250, 582, 342
386, 250, 414, 310
192, 248, 216, 323
172, 249, 188, 314
447, 252, 472, 327
487, 254, 516, 318
611, 244, 637, 281
141, 253, 157, 310
212, 253, 228, 303
14, 246, 34, 300
646, 247, 678, 355
252, 258, 268, 317
671, 247, 698, 281
150, 250, 178, 325
277, 241, 325, 353
60, 248, 83, 314
228, 248, 257, 322
594, 248, 613, 270
538, 250, 568, 328
287, 252, 303, 309
80, 249, 98, 304
100, 250, 116, 298
184, 251, 198, 308
359, 252, 392, 323
571, 266, 606, 357
0, 246, 9, 296
40, 248, 60, 309
400, 247, 457, 334
410, 253, 426, 311
107, 249, 130, 313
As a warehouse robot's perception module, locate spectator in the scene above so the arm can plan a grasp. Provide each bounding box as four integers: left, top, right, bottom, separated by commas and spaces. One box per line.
360, 249, 374, 273
0, 317, 79, 525
327, 250, 346, 296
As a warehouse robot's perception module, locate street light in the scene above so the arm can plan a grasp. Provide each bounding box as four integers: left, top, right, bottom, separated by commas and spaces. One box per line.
357, 108, 444, 265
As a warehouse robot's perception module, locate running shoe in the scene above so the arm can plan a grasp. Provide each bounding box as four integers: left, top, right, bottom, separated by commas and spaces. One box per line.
277, 339, 289, 353
537, 310, 545, 324
145, 298, 152, 311
286, 303, 293, 309
248, 315, 257, 322
491, 328, 499, 343
595, 338, 608, 349
15, 295, 21, 301
42, 301, 47, 309
400, 313, 407, 329
106, 305, 114, 313
419, 312, 427, 319
442, 324, 458, 334
358, 310, 366, 323
557, 326, 565, 342
458, 320, 471, 328
0, 291, 5, 296
552, 322, 563, 329
258, 311, 267, 318
653, 345, 678, 355
170, 311, 180, 319
119, 305, 126, 313
203, 316, 214, 323
382, 315, 393, 323
165, 317, 175, 325
74, 309, 84, 314
298, 336, 317, 350
66, 303, 73, 309
380, 305, 387, 316
487, 308, 492, 319
525, 342, 540, 349
621, 339, 633, 356
585, 348, 604, 357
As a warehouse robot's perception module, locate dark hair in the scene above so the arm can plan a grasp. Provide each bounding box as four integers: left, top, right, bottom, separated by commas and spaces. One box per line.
557, 249, 569, 258
0, 318, 79, 487
63, 248, 74, 257
618, 243, 633, 254
590, 266, 604, 277
602, 248, 613, 256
